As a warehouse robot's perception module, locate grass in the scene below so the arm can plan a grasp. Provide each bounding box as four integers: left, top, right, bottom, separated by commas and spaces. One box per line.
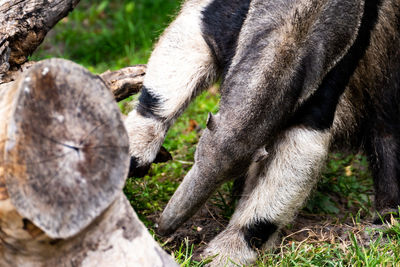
258, 229, 400, 266
32, 0, 400, 265
306, 154, 374, 217
32, 0, 182, 73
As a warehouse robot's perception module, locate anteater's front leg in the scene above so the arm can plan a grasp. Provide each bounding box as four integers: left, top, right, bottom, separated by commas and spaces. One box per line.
201, 127, 331, 266
124, 0, 219, 176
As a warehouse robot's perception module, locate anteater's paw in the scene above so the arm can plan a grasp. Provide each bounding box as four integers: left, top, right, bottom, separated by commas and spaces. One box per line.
200, 228, 257, 267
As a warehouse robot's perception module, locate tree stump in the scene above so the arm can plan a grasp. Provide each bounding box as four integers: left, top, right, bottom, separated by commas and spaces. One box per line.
0, 1, 175, 265
0, 58, 129, 238
0, 58, 176, 266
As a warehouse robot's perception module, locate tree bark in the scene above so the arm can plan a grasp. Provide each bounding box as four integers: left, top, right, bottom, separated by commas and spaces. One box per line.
0, 0, 80, 81
0, 58, 176, 266
100, 65, 146, 102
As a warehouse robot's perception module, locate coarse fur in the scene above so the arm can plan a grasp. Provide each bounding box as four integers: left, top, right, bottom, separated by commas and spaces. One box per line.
125, 0, 400, 265
125, 0, 218, 170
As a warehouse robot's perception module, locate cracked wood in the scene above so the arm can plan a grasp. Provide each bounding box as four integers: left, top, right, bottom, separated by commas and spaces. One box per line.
0, 0, 80, 81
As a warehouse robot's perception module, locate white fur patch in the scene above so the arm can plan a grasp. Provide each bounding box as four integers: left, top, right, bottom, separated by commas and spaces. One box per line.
232, 127, 331, 227
124, 109, 167, 165
202, 227, 258, 266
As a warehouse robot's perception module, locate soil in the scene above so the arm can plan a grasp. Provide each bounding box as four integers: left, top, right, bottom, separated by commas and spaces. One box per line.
149, 191, 389, 257
149, 203, 229, 253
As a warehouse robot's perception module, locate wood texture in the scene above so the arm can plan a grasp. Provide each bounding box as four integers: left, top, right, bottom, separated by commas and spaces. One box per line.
0, 58, 129, 239
0, 0, 80, 81
100, 65, 146, 101
0, 58, 176, 266
0, 193, 177, 266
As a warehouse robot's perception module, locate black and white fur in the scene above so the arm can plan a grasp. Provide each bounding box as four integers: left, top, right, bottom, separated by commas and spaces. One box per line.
125, 0, 400, 265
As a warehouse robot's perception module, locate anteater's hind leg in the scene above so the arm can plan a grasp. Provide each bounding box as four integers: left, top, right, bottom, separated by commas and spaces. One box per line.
365, 127, 400, 221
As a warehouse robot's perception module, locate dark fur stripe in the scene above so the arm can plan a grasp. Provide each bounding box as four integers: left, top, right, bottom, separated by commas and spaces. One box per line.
137, 86, 165, 120
201, 0, 251, 72
243, 220, 278, 249
294, 0, 382, 130
128, 156, 151, 178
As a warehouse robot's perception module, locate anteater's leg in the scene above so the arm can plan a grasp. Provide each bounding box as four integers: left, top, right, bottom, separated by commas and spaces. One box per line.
201, 127, 331, 266
124, 0, 219, 175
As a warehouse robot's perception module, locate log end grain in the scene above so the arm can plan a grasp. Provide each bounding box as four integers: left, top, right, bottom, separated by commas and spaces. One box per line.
3, 58, 129, 239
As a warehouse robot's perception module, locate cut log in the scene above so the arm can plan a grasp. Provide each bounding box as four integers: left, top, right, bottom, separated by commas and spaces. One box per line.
0, 0, 80, 81
0, 58, 129, 238
0, 58, 176, 266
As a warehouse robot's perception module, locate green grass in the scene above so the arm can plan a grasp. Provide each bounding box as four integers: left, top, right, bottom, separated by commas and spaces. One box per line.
257, 229, 400, 266
32, 1, 400, 266
306, 154, 374, 217
32, 0, 182, 73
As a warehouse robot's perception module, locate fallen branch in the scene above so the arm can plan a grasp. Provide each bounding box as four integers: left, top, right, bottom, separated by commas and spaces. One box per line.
100, 64, 147, 101
0, 0, 80, 80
